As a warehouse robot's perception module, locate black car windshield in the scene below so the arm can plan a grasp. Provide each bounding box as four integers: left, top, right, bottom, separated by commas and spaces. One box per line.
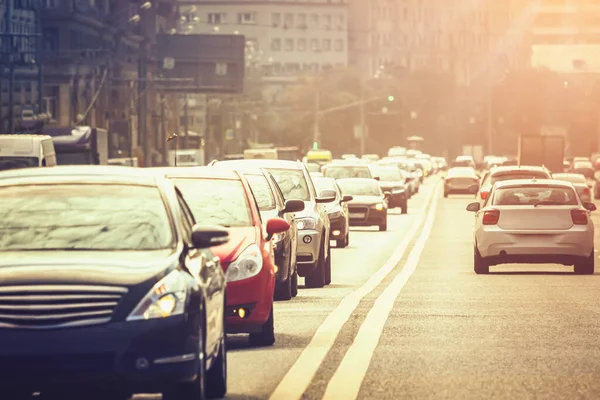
0, 156, 38, 171
337, 180, 381, 196
173, 178, 253, 227
245, 174, 276, 211
324, 166, 372, 179
266, 169, 311, 201
372, 167, 402, 181
493, 186, 578, 206
0, 184, 173, 251
491, 171, 549, 184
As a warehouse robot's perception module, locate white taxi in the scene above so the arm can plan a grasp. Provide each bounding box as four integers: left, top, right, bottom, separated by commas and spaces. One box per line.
466, 179, 596, 275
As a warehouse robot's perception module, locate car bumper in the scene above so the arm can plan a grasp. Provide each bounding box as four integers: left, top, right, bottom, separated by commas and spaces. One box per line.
476, 226, 594, 263
388, 192, 407, 208
0, 315, 201, 391
348, 208, 387, 227
329, 215, 347, 239
295, 229, 321, 276
226, 268, 274, 333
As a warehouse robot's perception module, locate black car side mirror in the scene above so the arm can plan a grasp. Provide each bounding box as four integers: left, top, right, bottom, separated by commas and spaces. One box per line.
191, 224, 230, 248
342, 195, 353, 202
283, 199, 305, 213
584, 202, 597, 212
466, 202, 481, 212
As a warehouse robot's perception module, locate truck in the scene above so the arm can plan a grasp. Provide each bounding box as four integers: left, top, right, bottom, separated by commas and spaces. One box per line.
462, 144, 484, 165
517, 134, 565, 173
44, 126, 109, 165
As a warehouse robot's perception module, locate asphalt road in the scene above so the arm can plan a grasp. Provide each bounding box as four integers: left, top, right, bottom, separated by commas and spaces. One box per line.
131, 175, 600, 399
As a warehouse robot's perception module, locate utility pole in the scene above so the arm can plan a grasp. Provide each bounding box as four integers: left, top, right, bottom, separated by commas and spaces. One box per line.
183, 93, 189, 149
359, 80, 367, 156
6, 0, 14, 133
312, 86, 321, 146
486, 86, 493, 155
36, 0, 43, 119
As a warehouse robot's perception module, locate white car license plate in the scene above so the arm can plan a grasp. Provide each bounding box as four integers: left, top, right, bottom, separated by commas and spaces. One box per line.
349, 213, 365, 218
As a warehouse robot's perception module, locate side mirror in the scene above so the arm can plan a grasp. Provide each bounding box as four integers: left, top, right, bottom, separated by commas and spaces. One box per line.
266, 217, 291, 240
374, 176, 380, 181
316, 189, 337, 203
191, 224, 230, 248
584, 202, 597, 212
342, 195, 353, 202
466, 202, 481, 212
283, 199, 305, 213
383, 191, 392, 198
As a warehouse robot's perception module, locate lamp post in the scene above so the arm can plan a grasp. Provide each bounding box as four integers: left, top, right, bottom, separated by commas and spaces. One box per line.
167, 133, 178, 166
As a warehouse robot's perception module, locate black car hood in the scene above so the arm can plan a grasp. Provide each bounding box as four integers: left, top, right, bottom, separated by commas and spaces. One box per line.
348, 195, 385, 206
0, 249, 179, 287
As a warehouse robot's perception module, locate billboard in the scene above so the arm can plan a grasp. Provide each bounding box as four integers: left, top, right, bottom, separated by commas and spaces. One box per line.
157, 34, 245, 94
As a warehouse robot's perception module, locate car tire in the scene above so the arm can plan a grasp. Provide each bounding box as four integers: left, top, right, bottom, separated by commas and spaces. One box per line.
291, 269, 298, 297
401, 203, 408, 214
325, 246, 332, 285
205, 318, 227, 399
249, 302, 275, 347
443, 191, 448, 198
275, 257, 293, 301
163, 323, 206, 400
305, 240, 326, 288
474, 247, 489, 274
379, 221, 387, 231
574, 251, 595, 275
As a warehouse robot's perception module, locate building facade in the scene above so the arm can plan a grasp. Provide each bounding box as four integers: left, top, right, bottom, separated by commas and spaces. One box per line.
528, 0, 600, 45
0, 0, 42, 132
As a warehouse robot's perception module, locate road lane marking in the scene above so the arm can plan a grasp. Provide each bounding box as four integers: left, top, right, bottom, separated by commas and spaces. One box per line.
322, 184, 441, 400
268, 181, 440, 400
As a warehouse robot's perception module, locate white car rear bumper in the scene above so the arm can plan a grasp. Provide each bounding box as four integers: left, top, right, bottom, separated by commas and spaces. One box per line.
476, 225, 594, 260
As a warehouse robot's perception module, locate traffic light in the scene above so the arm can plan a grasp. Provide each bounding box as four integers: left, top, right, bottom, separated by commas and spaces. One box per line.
388, 95, 395, 102
312, 141, 319, 150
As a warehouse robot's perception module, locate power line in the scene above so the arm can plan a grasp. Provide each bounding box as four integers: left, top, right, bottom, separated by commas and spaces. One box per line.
76, 68, 108, 126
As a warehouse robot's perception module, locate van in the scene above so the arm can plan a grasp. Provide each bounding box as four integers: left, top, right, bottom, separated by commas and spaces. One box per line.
0, 134, 57, 171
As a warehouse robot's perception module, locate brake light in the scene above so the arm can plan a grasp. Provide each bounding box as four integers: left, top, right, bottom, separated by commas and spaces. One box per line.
583, 188, 591, 196
571, 209, 588, 225
482, 209, 500, 225
480, 190, 489, 200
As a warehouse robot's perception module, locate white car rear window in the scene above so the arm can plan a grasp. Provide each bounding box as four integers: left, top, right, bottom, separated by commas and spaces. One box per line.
492, 186, 578, 206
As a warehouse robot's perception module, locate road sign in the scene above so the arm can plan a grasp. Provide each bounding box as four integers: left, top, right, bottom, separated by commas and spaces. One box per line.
225, 129, 234, 141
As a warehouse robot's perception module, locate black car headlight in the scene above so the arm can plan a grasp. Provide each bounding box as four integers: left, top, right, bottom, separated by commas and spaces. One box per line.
373, 203, 385, 211
127, 270, 188, 321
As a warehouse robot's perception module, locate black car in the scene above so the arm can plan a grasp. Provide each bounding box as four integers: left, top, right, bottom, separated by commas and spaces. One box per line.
336, 178, 389, 231
243, 169, 304, 300
0, 166, 228, 400
313, 176, 353, 248
370, 165, 408, 214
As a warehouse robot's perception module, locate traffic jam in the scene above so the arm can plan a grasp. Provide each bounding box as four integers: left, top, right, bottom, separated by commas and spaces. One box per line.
1, 131, 600, 399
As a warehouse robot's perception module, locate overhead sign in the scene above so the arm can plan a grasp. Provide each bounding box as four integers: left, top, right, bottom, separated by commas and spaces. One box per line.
157, 34, 245, 94
225, 129, 234, 141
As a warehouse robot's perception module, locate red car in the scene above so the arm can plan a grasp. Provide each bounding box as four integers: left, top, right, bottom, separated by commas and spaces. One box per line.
160, 167, 290, 346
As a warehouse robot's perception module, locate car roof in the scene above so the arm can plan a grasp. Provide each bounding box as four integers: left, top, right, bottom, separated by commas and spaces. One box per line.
149, 166, 241, 180
493, 178, 574, 189
489, 165, 549, 175
447, 166, 477, 175
0, 165, 161, 186
211, 159, 303, 170
336, 177, 379, 184
325, 162, 371, 167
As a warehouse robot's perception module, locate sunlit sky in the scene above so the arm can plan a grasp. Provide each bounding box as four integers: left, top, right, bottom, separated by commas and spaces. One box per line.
531, 44, 600, 72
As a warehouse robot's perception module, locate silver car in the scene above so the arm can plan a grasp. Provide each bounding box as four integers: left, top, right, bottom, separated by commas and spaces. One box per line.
553, 173, 593, 203
209, 159, 335, 288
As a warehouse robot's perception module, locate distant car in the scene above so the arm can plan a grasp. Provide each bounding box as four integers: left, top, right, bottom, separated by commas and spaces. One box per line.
209, 159, 335, 288
337, 178, 388, 231
478, 165, 552, 201
376, 159, 417, 198
444, 167, 479, 197
370, 165, 408, 213
313, 177, 352, 247
322, 163, 374, 180
361, 154, 380, 162
451, 155, 476, 169
305, 162, 322, 173
310, 171, 324, 178
160, 167, 291, 346
467, 179, 596, 274
242, 169, 305, 300
0, 166, 230, 400
553, 173, 593, 203
571, 160, 595, 180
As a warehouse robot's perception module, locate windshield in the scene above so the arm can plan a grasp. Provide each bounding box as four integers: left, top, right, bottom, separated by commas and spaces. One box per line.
313, 177, 336, 194
572, 167, 595, 178
553, 174, 586, 184
372, 167, 402, 181
56, 150, 92, 165
173, 178, 253, 227
266, 168, 311, 201
337, 180, 381, 196
305, 163, 321, 173
492, 186, 578, 206
448, 167, 477, 178
245, 174, 276, 211
0, 156, 39, 171
0, 184, 173, 251
451, 160, 474, 168
324, 166, 372, 179
491, 171, 549, 184
574, 161, 593, 169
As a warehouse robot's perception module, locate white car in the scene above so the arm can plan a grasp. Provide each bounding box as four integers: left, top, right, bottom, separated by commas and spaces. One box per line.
466, 179, 596, 275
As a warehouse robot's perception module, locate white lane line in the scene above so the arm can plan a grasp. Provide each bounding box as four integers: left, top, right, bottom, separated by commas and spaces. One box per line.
321, 184, 441, 400
268, 182, 439, 400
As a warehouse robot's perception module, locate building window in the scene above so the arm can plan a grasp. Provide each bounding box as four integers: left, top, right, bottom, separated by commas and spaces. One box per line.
42, 28, 59, 52
336, 14, 345, 29
284, 38, 294, 51
272, 13, 281, 26
43, 86, 59, 120
238, 12, 256, 25
297, 38, 306, 51
335, 39, 344, 52
298, 13, 307, 27
323, 14, 331, 29
208, 13, 226, 24
310, 39, 319, 52
310, 14, 319, 27
271, 38, 281, 51
284, 13, 294, 28
322, 39, 331, 51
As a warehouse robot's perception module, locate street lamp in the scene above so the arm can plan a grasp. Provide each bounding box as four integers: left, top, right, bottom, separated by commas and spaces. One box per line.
167, 133, 178, 166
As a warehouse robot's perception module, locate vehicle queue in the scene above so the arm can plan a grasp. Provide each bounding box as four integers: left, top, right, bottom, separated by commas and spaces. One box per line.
0, 148, 446, 400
